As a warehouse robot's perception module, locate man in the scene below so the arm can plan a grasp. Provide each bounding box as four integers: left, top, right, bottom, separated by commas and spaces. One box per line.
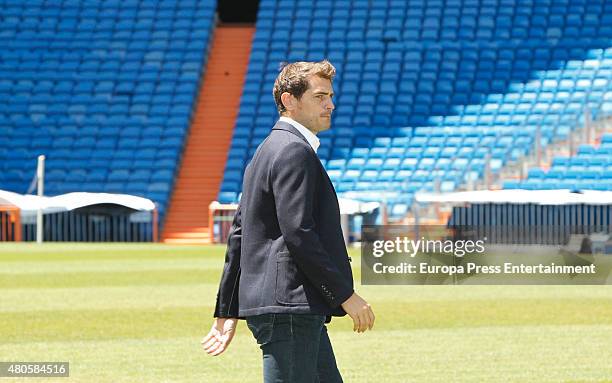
202, 60, 375, 382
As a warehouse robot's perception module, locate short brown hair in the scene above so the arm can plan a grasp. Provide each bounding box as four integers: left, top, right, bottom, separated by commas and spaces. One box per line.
272, 60, 336, 115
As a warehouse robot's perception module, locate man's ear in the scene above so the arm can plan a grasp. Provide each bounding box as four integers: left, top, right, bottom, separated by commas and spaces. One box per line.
280, 92, 295, 112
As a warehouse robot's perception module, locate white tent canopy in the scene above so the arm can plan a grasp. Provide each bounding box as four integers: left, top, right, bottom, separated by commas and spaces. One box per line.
337, 198, 380, 215
415, 189, 612, 205
213, 196, 380, 215
0, 189, 155, 219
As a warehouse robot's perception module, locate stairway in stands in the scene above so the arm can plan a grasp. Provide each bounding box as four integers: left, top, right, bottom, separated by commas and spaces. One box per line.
162, 25, 254, 244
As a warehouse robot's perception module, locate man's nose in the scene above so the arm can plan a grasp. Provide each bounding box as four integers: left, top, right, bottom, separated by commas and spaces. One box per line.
327, 99, 335, 111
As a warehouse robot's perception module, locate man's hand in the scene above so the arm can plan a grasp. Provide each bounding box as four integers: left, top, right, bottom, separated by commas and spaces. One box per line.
201, 318, 237, 356
341, 292, 375, 333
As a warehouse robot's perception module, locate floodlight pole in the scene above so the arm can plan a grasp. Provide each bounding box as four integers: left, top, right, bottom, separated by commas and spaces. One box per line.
36, 155, 45, 244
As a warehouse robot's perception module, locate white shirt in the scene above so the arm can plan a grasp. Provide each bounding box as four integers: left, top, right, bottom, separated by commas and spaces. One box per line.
279, 116, 320, 153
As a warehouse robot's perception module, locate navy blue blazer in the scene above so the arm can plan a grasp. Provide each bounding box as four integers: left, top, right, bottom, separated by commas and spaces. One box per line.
214, 120, 354, 319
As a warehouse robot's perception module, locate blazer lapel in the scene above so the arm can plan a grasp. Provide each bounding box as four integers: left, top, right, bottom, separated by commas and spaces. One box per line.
272, 120, 338, 198
271, 121, 311, 148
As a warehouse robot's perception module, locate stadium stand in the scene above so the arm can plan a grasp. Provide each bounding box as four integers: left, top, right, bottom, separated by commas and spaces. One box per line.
2, 0, 611, 236
503, 133, 612, 191
0, 0, 217, 219
219, 0, 612, 218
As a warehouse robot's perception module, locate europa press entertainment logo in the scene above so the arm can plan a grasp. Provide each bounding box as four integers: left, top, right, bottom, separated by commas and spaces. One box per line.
361, 225, 606, 285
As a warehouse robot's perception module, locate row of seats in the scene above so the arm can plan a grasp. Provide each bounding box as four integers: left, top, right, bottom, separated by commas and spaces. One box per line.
257, 29, 612, 42
503, 134, 612, 190
0, 168, 174, 182
260, 2, 609, 14
2, 0, 201, 8
504, 179, 612, 190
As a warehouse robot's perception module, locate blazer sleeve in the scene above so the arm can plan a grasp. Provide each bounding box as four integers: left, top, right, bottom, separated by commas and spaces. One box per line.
213, 202, 242, 318
271, 142, 354, 308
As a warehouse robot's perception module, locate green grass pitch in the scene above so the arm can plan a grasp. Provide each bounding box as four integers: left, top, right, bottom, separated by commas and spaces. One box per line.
1, 243, 611, 382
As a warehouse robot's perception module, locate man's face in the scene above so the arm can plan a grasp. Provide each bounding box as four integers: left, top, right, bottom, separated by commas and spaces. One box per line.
289, 76, 335, 134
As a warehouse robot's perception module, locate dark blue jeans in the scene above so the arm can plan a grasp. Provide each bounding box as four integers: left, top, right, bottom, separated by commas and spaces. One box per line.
246, 313, 343, 383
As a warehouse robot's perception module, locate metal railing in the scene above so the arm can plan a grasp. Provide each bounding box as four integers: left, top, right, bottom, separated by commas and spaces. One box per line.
17, 209, 158, 242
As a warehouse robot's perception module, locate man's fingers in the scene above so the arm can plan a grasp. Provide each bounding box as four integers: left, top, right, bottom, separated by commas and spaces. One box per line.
359, 311, 368, 332
202, 334, 219, 350
203, 341, 217, 353
356, 312, 363, 333
201, 331, 215, 345
367, 308, 375, 330
210, 346, 226, 356
352, 314, 360, 332
202, 319, 238, 356
203, 339, 219, 353
205, 339, 222, 354
209, 342, 225, 356
357, 305, 375, 332
210, 337, 229, 356
210, 333, 235, 356
202, 336, 217, 349
344, 296, 374, 333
